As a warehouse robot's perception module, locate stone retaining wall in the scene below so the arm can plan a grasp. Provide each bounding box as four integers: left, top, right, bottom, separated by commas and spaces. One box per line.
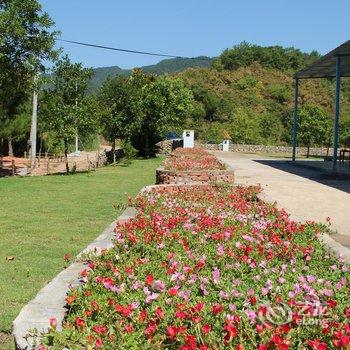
201, 143, 332, 156
157, 140, 332, 157
156, 165, 235, 185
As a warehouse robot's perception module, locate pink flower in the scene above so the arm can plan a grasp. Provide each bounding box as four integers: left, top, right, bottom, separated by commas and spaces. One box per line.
322, 289, 333, 297
212, 268, 221, 284
247, 288, 255, 296
229, 304, 236, 312
261, 287, 269, 296
217, 244, 225, 256
154, 280, 165, 292
219, 290, 230, 300
49, 317, 57, 329
307, 275, 316, 283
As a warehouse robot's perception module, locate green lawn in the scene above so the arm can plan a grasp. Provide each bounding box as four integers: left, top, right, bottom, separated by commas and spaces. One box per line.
0, 158, 161, 349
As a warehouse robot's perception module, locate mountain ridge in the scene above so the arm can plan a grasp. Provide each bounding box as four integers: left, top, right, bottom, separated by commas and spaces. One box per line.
89, 56, 213, 91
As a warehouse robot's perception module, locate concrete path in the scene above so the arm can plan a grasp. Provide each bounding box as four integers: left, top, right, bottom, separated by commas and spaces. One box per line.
213, 151, 350, 247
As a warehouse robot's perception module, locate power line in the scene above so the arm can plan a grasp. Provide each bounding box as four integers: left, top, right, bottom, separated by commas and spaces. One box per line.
58, 39, 184, 58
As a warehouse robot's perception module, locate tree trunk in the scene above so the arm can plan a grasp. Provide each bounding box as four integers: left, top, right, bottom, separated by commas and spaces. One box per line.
64, 139, 69, 174
0, 137, 4, 156
112, 139, 116, 164
8, 138, 14, 157
39, 133, 43, 156
306, 145, 310, 159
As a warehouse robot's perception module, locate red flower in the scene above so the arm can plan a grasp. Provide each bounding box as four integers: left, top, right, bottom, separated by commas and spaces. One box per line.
167, 326, 178, 339
166, 325, 186, 339
95, 338, 103, 349
115, 304, 132, 318
345, 308, 350, 317
49, 317, 57, 329
84, 309, 93, 317
249, 296, 257, 305
258, 345, 268, 350
92, 325, 108, 335
193, 303, 204, 313
155, 306, 164, 319
332, 331, 350, 347
168, 287, 178, 296
225, 323, 238, 337
91, 300, 100, 311
124, 324, 133, 333
75, 317, 86, 328
307, 339, 328, 350
138, 309, 148, 323
84, 290, 92, 297
144, 322, 157, 337
202, 324, 211, 334
256, 324, 264, 333
145, 274, 154, 286
212, 303, 224, 315
326, 299, 337, 308
175, 310, 188, 319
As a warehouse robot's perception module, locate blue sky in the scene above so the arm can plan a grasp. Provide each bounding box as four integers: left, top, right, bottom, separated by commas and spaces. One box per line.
40, 0, 350, 69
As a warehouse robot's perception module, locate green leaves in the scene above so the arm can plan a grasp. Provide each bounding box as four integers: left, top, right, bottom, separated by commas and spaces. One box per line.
99, 70, 194, 158
0, 0, 58, 151
297, 105, 332, 149
40, 56, 98, 171
216, 42, 320, 73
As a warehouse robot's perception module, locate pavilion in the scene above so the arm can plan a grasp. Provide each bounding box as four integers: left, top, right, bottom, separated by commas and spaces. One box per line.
292, 39, 350, 171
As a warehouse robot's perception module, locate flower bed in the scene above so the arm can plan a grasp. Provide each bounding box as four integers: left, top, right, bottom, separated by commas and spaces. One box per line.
164, 148, 226, 172
42, 185, 350, 349
157, 148, 234, 184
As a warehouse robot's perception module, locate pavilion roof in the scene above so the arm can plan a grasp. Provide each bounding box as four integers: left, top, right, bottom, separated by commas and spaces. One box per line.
295, 40, 350, 79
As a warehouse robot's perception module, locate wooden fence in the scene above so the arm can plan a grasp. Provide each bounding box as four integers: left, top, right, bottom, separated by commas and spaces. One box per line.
0, 157, 17, 176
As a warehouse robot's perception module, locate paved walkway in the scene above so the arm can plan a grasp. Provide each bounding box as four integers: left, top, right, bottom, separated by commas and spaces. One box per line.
213, 151, 350, 247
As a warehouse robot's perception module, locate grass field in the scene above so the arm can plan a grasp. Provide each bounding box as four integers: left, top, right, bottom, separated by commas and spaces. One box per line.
0, 158, 161, 349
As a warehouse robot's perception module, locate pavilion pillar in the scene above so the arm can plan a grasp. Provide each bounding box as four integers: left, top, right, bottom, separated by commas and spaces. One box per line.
292, 78, 299, 161
332, 55, 341, 171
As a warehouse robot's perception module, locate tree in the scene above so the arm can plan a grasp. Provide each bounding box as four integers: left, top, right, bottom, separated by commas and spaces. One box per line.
98, 72, 144, 162
0, 100, 31, 156
214, 42, 320, 73
0, 0, 58, 154
43, 56, 98, 173
133, 73, 194, 157
297, 105, 332, 158
228, 108, 261, 144
99, 70, 194, 159
259, 113, 283, 145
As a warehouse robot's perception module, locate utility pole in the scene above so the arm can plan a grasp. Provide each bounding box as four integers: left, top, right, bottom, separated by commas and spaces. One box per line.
74, 82, 80, 156
30, 76, 38, 169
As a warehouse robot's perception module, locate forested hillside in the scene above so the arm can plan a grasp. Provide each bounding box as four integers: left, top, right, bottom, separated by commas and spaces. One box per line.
176, 43, 350, 148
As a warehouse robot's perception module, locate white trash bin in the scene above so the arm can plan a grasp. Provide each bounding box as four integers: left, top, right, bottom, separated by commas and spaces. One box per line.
222, 139, 230, 152
182, 130, 194, 148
